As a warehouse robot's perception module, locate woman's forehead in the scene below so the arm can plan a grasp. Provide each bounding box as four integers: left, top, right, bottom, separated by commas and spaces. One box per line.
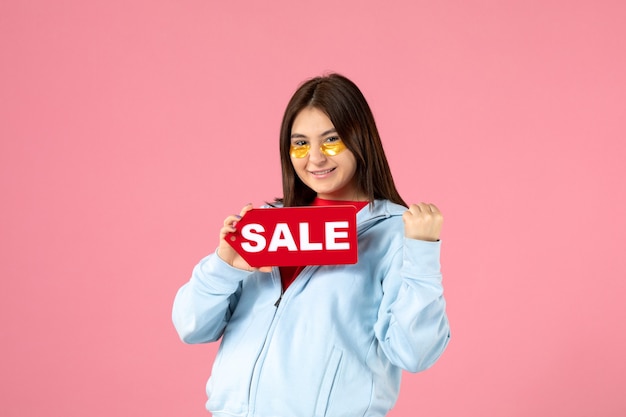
291, 107, 336, 138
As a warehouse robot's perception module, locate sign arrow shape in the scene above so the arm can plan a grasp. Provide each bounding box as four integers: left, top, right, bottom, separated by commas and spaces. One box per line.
226, 206, 358, 267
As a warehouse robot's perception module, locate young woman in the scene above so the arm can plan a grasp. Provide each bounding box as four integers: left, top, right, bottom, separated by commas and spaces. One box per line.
172, 73, 450, 416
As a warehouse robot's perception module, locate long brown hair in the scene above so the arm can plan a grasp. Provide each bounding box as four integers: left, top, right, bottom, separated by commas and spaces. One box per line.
278, 73, 407, 208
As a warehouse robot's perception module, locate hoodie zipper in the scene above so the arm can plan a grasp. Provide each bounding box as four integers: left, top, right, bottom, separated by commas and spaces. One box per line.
274, 289, 284, 307
248, 267, 308, 413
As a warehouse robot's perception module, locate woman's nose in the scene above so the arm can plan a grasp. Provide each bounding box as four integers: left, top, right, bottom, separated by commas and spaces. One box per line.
307, 145, 327, 164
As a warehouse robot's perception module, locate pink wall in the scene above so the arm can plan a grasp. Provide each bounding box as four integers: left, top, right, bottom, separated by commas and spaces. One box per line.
2, 1, 625, 416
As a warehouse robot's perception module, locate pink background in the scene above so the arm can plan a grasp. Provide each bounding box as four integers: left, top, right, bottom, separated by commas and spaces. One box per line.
2, 1, 625, 416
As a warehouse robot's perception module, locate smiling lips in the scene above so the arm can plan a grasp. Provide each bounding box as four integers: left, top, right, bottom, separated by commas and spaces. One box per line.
309, 167, 336, 177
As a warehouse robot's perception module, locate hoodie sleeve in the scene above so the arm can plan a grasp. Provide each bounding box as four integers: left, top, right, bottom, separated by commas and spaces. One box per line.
172, 251, 252, 344
374, 238, 450, 373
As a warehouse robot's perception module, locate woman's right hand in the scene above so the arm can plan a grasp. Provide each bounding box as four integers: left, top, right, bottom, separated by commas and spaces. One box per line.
217, 204, 272, 273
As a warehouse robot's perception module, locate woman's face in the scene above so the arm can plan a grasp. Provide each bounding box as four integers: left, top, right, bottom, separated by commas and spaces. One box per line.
289, 107, 362, 201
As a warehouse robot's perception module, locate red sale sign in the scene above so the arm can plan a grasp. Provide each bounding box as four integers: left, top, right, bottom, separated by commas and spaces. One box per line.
226, 206, 358, 267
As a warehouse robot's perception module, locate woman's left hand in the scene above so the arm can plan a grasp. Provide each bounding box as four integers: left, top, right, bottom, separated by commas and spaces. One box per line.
402, 203, 443, 242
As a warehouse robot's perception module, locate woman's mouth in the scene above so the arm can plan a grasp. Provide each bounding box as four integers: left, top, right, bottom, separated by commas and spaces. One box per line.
309, 167, 336, 177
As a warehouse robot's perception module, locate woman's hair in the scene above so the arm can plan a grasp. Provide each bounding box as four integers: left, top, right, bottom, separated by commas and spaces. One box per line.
278, 73, 407, 208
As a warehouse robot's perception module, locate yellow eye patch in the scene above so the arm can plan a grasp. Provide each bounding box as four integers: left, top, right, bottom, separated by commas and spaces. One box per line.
290, 140, 347, 158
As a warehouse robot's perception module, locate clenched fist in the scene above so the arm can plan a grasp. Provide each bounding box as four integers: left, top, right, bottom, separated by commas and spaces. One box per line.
402, 203, 443, 242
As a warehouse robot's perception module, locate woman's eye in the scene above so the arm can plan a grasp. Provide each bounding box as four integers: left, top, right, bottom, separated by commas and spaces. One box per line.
293, 140, 307, 147
325, 136, 341, 143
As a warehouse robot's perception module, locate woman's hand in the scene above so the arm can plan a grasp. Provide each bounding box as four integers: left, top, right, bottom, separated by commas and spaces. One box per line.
402, 203, 443, 242
217, 204, 272, 272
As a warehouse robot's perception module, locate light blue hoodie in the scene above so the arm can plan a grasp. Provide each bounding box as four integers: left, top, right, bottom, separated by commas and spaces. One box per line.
172, 200, 450, 417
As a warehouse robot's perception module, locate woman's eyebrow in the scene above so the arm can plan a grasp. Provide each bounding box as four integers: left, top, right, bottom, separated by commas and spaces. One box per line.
320, 128, 338, 136
290, 128, 337, 139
